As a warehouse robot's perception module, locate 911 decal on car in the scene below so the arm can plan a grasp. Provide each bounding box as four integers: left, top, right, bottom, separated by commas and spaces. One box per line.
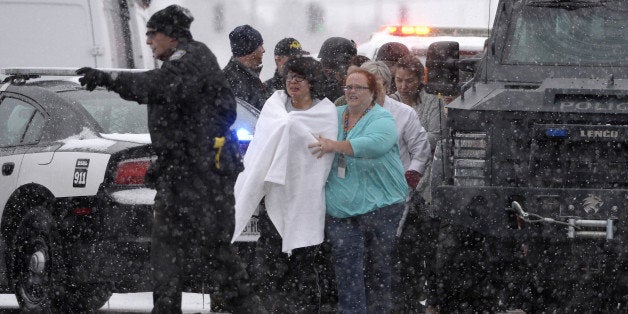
73, 159, 89, 187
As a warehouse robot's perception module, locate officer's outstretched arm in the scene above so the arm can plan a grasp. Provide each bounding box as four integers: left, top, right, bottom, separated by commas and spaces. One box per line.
76, 67, 113, 91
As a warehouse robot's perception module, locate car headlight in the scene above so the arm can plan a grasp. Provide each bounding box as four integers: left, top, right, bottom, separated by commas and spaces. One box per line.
453, 132, 487, 186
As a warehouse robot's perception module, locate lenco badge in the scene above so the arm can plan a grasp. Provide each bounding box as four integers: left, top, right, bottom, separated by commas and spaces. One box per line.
582, 194, 603, 214
73, 159, 90, 187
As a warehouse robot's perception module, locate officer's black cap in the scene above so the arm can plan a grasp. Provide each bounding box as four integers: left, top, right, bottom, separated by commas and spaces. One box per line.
274, 38, 309, 57
147, 5, 194, 40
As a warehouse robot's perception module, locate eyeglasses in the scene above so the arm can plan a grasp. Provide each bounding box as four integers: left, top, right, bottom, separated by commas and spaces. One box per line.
286, 74, 306, 83
343, 85, 370, 92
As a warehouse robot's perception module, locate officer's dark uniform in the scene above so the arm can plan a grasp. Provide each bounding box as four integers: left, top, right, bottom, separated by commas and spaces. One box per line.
76, 5, 259, 313
112, 38, 254, 312
263, 69, 284, 94
320, 69, 345, 101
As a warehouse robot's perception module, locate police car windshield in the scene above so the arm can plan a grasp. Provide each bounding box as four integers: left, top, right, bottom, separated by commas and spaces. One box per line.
60, 90, 149, 134
503, 2, 628, 66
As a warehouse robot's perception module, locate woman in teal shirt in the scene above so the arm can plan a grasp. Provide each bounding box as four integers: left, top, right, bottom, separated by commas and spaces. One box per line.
310, 69, 408, 313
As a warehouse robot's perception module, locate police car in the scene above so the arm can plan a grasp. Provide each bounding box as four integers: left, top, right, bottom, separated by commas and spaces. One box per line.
357, 25, 489, 62
0, 68, 258, 312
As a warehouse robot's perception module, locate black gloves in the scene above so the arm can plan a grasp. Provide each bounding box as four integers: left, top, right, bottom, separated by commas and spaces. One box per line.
76, 67, 113, 91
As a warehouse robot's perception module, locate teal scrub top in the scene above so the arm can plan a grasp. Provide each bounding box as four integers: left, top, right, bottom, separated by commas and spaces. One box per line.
325, 104, 409, 218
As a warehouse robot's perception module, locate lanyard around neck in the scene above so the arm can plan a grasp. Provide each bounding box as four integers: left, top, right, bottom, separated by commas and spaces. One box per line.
342, 105, 372, 140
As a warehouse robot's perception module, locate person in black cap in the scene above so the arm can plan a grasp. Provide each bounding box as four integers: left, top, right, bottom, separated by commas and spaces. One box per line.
75, 5, 264, 313
223, 24, 269, 110
264, 37, 309, 94
375, 42, 411, 94
317, 36, 357, 101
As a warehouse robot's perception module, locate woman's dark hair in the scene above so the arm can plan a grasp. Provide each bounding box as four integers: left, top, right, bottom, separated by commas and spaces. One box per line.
282, 56, 325, 99
344, 69, 380, 103
396, 54, 425, 85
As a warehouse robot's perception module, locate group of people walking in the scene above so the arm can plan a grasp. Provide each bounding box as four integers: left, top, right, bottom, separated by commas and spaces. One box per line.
227, 15, 446, 314
76, 4, 447, 313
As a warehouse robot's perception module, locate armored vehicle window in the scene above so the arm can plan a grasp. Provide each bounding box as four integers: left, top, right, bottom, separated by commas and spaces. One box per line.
59, 90, 149, 134
0, 97, 39, 147
503, 1, 628, 65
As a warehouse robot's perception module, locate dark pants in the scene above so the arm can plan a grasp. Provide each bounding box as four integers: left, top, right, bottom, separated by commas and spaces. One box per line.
316, 238, 339, 313
391, 200, 441, 313
254, 209, 322, 313
150, 176, 254, 314
326, 203, 404, 313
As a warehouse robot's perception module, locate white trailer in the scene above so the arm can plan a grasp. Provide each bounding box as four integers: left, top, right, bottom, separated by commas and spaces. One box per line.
0, 0, 154, 74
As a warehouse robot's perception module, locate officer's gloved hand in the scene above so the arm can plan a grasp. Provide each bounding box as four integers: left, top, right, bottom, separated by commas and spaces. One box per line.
76, 67, 113, 91
405, 170, 421, 190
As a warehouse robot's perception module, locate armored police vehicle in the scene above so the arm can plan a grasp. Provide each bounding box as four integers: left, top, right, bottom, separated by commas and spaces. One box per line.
425, 0, 626, 311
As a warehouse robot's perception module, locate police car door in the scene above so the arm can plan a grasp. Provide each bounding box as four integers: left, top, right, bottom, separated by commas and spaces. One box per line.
0, 95, 48, 214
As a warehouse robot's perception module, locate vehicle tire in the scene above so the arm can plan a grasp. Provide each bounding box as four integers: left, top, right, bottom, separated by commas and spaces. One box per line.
11, 206, 54, 312
10, 206, 113, 312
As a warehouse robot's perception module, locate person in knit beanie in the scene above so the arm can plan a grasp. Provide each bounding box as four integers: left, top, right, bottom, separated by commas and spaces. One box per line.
223, 24, 270, 110
229, 24, 264, 57
145, 4, 194, 41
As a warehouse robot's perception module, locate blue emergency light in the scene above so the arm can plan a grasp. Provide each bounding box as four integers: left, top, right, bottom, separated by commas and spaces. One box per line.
545, 128, 568, 138
236, 128, 254, 141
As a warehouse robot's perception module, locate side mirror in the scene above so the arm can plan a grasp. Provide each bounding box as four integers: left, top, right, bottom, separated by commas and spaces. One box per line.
425, 41, 459, 96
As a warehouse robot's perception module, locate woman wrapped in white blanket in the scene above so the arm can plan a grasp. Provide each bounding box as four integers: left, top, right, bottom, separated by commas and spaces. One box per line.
232, 56, 337, 312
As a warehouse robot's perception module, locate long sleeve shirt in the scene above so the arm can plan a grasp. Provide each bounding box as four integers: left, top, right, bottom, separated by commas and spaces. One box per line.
382, 96, 430, 174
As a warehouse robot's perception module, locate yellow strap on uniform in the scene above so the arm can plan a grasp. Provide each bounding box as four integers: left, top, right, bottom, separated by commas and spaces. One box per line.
213, 136, 225, 169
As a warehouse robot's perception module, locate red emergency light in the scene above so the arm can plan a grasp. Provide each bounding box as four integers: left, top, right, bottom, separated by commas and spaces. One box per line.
386, 25, 432, 36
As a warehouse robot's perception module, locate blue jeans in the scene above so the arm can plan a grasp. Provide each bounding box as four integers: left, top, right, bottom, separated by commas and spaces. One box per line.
326, 203, 404, 313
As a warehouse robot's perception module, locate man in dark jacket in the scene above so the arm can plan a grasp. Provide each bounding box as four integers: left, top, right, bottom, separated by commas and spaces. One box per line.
223, 24, 269, 110
318, 37, 357, 101
264, 37, 308, 94
75, 5, 262, 313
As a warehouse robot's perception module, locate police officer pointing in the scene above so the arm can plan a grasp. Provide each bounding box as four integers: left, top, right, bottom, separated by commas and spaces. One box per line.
76, 5, 264, 313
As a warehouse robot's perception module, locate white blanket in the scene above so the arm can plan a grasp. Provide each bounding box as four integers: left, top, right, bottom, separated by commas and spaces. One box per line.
232, 90, 338, 253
